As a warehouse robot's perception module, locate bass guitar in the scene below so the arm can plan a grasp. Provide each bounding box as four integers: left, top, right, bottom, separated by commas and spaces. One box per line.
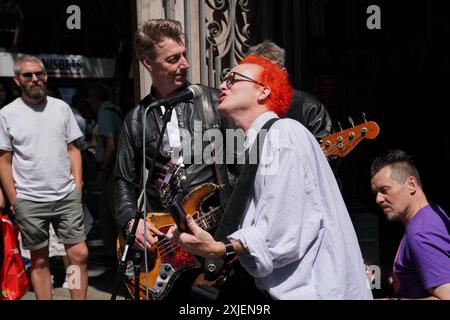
116, 161, 224, 300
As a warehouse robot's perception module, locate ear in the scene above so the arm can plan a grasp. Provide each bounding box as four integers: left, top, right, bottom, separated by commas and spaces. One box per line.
142, 57, 153, 72
13, 74, 20, 87
406, 176, 418, 194
257, 86, 271, 103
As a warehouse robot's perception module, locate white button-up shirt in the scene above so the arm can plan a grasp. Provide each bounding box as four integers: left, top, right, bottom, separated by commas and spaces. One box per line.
229, 111, 373, 300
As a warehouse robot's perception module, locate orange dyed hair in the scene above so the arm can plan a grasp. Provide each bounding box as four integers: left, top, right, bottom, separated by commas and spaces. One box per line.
239, 55, 293, 117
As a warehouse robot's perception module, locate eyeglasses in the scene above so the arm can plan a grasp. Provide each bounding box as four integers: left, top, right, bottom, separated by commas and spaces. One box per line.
223, 71, 266, 89
19, 71, 46, 80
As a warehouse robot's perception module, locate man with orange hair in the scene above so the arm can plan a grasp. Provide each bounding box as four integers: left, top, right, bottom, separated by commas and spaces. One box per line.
168, 55, 372, 300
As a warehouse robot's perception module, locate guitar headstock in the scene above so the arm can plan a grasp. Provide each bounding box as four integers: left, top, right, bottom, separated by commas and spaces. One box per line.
321, 121, 380, 158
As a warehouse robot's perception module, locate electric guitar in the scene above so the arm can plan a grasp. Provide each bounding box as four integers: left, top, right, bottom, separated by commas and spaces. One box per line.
321, 121, 380, 158
116, 161, 224, 300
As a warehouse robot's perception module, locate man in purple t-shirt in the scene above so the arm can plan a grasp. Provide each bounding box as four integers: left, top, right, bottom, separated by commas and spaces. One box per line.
371, 149, 450, 299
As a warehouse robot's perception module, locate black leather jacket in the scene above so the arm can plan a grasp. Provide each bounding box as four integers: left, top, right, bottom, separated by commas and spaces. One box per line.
284, 89, 334, 139
113, 84, 230, 230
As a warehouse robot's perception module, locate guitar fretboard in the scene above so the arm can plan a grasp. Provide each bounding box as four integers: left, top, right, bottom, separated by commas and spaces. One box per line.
196, 206, 224, 231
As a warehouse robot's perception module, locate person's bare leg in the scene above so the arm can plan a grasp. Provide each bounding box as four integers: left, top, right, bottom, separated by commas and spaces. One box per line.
30, 247, 52, 300
65, 241, 89, 299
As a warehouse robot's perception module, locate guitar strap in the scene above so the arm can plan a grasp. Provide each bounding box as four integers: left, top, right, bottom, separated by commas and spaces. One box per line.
194, 85, 231, 204
204, 117, 279, 281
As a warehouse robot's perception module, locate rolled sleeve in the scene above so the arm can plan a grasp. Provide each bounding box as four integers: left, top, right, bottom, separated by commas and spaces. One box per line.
230, 226, 274, 277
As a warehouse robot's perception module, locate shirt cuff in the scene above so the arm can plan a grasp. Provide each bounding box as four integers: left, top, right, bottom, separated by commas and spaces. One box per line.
229, 226, 273, 278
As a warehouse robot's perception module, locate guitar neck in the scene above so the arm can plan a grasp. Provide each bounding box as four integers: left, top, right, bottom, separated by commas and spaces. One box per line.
195, 206, 224, 231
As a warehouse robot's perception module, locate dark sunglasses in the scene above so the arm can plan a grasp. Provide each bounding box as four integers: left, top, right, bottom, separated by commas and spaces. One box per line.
20, 71, 46, 79
223, 71, 266, 89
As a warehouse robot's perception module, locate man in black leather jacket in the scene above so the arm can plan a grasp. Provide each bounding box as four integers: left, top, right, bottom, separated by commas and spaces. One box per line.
114, 19, 230, 251
247, 40, 334, 140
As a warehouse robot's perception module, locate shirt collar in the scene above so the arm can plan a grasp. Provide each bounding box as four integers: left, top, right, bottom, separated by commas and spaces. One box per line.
245, 111, 278, 150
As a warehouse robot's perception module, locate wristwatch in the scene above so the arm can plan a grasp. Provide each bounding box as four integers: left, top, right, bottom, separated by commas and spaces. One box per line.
222, 238, 236, 262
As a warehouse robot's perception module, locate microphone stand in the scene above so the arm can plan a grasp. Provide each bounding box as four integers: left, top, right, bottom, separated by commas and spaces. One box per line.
111, 103, 177, 300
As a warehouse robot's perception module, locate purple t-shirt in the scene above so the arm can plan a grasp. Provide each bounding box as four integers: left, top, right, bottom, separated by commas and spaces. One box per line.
393, 204, 450, 298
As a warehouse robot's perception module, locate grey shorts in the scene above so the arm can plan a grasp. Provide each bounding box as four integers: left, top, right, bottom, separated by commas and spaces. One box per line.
14, 187, 86, 251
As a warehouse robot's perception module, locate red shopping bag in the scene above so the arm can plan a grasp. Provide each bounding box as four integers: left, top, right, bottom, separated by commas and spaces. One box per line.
1, 213, 30, 300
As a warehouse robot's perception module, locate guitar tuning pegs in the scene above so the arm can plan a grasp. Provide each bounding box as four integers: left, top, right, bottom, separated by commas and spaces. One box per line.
337, 121, 343, 132
362, 112, 367, 123
348, 117, 355, 127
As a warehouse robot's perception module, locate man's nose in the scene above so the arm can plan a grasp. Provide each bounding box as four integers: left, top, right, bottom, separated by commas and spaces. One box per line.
375, 193, 385, 206
219, 81, 227, 90
180, 56, 190, 69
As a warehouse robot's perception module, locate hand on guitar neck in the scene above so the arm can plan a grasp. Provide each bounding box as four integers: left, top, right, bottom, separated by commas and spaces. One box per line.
167, 215, 246, 260
167, 215, 226, 260
126, 218, 165, 250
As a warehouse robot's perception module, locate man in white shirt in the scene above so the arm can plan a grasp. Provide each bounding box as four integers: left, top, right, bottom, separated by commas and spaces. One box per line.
0, 55, 88, 300
168, 55, 372, 300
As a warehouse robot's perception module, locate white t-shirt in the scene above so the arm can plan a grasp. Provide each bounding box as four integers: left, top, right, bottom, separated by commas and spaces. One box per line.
0, 96, 83, 202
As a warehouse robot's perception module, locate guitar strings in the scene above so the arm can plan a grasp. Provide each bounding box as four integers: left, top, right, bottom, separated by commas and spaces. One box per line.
156, 206, 223, 259
323, 142, 355, 156
322, 130, 369, 156
153, 206, 224, 261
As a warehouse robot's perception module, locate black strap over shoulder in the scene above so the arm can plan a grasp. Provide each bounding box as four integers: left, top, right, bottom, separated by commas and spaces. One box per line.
194, 84, 231, 205
213, 117, 279, 241
204, 117, 279, 280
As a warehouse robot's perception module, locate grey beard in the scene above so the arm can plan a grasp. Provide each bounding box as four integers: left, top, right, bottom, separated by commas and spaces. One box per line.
23, 85, 46, 100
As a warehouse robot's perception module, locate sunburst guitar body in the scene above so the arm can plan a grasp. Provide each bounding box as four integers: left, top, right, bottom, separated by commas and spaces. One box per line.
116, 183, 223, 300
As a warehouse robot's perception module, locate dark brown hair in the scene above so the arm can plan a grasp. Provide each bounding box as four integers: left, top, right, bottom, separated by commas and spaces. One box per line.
135, 19, 184, 61
371, 149, 422, 187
